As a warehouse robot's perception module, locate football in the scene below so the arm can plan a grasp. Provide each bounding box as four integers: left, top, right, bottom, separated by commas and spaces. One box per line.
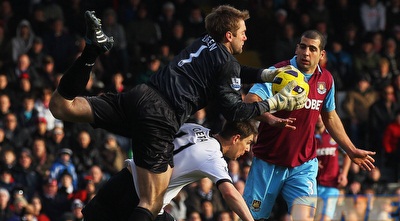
272, 67, 309, 96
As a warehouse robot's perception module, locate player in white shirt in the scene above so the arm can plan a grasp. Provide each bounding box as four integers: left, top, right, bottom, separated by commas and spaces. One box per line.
82, 121, 258, 221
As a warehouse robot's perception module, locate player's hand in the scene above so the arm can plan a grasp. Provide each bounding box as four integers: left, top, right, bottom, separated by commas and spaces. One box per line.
348, 148, 376, 171
266, 115, 297, 130
267, 80, 307, 111
261, 65, 296, 82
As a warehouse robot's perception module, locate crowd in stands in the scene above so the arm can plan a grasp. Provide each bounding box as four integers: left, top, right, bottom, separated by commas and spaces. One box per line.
2, 0, 400, 220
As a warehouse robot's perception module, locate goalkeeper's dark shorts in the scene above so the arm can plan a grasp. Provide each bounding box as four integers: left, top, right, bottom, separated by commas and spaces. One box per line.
86, 84, 180, 173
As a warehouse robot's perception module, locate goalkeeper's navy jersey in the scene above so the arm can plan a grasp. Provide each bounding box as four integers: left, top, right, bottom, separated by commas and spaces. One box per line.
148, 34, 266, 125
128, 123, 232, 213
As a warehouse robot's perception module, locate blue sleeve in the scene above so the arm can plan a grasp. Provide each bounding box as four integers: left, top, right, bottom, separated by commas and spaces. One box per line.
323, 82, 336, 112
248, 82, 273, 100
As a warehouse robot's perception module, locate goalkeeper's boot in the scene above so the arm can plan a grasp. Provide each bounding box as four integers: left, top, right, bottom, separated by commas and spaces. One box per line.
84, 11, 114, 53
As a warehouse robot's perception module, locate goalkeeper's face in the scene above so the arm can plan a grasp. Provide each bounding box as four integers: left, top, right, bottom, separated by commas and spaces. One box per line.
230, 20, 247, 55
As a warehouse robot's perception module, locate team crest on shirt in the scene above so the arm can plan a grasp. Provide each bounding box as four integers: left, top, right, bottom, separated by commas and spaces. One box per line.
329, 137, 337, 145
251, 200, 261, 212
231, 77, 241, 91
317, 82, 326, 94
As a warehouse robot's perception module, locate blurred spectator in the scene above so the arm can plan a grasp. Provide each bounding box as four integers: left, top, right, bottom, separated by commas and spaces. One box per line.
227, 160, 240, 184
70, 175, 96, 204
135, 54, 161, 85
157, 2, 178, 42
325, 38, 353, 91
0, 167, 15, 193
86, 165, 106, 193
46, 125, 69, 155
58, 170, 75, 197
3, 112, 32, 150
49, 148, 78, 190
353, 37, 382, 81
369, 84, 399, 169
368, 197, 393, 221
42, 18, 76, 73
341, 23, 362, 55
200, 199, 217, 221
386, 0, 400, 35
0, 127, 13, 152
169, 21, 188, 56
185, 178, 227, 217
12, 148, 41, 201
125, 2, 161, 60
14, 74, 35, 108
37, 55, 57, 90
0, 187, 13, 220
307, 0, 331, 26
0, 72, 16, 102
382, 38, 400, 76
27, 37, 47, 71
99, 133, 126, 176
184, 5, 206, 40
331, 0, 362, 35
39, 178, 71, 221
30, 195, 50, 221
31, 117, 49, 141
158, 41, 174, 67
0, 24, 12, 71
0, 0, 21, 38
360, 0, 386, 33
363, 167, 388, 194
34, 87, 58, 131
41, 0, 64, 22
61, 0, 86, 37
116, 0, 141, 26
371, 31, 385, 54
71, 130, 102, 176
104, 72, 129, 94
0, 148, 16, 170
31, 137, 54, 178
0, 93, 13, 127
187, 210, 201, 221
29, 5, 49, 38
15, 94, 39, 134
7, 54, 41, 92
342, 75, 379, 148
164, 190, 187, 221
8, 194, 28, 221
371, 57, 394, 90
382, 110, 400, 182
101, 8, 130, 77
11, 20, 35, 63
273, 22, 299, 63
70, 198, 84, 221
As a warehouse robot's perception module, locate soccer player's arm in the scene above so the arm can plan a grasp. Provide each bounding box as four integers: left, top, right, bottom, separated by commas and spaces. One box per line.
338, 150, 351, 188
321, 110, 375, 171
217, 181, 254, 221
244, 89, 297, 130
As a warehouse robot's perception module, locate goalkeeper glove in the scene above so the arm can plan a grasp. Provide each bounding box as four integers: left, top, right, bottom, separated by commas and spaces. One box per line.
267, 80, 307, 111
260, 65, 297, 82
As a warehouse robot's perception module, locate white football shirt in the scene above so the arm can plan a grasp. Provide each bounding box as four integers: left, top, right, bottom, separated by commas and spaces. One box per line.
128, 123, 232, 211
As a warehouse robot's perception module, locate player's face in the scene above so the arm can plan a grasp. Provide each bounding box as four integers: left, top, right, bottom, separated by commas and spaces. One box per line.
227, 135, 254, 160
230, 20, 247, 55
295, 37, 325, 73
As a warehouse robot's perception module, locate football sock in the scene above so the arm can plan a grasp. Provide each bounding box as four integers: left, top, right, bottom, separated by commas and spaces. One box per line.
57, 45, 99, 100
128, 207, 154, 221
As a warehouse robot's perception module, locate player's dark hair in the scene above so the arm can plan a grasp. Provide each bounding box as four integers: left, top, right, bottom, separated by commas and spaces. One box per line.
302, 30, 327, 50
219, 120, 258, 140
205, 5, 249, 42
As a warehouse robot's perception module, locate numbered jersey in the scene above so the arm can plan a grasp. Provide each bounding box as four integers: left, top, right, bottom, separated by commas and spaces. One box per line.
129, 123, 232, 211
148, 34, 266, 124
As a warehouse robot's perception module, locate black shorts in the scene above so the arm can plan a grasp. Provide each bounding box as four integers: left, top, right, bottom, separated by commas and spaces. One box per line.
86, 84, 180, 173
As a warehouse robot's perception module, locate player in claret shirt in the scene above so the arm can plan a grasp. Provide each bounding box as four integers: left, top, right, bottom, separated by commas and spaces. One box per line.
243, 30, 376, 221
315, 114, 351, 221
